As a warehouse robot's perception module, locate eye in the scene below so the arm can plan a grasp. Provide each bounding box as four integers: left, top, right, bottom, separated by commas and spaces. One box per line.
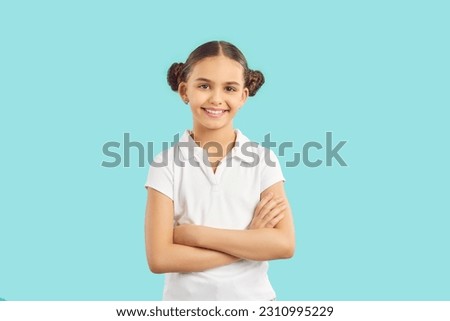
225, 86, 237, 92
198, 84, 209, 89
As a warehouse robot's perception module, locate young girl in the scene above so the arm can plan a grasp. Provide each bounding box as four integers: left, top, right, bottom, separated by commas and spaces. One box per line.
144, 40, 295, 301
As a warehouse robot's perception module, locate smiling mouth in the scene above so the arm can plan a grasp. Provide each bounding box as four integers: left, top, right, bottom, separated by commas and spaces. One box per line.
201, 108, 229, 116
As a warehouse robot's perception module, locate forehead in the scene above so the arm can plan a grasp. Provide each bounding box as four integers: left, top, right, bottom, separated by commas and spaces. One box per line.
189, 56, 245, 83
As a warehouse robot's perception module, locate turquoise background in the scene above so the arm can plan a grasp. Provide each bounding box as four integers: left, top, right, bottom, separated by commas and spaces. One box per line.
1, 0, 449, 300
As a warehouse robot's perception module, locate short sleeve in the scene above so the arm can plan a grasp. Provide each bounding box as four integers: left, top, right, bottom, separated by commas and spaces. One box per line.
260, 148, 286, 193
144, 150, 174, 200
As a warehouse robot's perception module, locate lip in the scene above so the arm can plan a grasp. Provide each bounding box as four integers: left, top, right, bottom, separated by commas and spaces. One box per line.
201, 107, 229, 118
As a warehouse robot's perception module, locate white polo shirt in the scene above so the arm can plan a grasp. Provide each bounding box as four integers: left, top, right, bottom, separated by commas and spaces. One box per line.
145, 128, 285, 300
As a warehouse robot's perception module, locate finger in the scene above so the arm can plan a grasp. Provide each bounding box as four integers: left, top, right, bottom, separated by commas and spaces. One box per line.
249, 215, 269, 230
264, 197, 284, 211
250, 202, 281, 229
254, 192, 274, 217
266, 214, 285, 228
259, 198, 285, 219
261, 203, 287, 226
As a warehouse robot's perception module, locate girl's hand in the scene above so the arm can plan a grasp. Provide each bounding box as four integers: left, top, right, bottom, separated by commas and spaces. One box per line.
249, 192, 287, 229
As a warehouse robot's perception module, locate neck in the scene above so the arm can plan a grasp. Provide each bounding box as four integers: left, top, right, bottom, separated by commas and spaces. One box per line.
191, 124, 236, 157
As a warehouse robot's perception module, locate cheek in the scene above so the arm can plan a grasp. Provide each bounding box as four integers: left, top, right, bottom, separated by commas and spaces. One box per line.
189, 106, 200, 115
189, 92, 208, 105
226, 95, 243, 107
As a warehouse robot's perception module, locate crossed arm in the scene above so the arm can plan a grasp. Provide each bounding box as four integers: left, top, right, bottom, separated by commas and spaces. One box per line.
144, 181, 295, 274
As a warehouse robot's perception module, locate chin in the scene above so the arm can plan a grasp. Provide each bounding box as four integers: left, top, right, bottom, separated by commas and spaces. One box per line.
199, 121, 231, 131
204, 124, 227, 130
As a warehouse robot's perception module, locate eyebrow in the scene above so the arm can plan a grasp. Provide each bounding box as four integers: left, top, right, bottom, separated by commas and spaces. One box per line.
193, 77, 242, 86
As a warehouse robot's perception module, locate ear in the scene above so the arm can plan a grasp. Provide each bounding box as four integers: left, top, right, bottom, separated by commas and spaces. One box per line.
178, 82, 188, 103
239, 87, 249, 107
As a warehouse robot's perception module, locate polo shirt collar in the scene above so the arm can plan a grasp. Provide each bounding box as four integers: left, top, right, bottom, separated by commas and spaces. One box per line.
177, 129, 256, 164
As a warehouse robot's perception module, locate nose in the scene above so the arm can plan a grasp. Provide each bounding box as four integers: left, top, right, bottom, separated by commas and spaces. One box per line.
209, 88, 223, 106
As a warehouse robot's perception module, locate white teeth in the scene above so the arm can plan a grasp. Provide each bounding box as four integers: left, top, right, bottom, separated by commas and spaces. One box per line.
205, 109, 225, 115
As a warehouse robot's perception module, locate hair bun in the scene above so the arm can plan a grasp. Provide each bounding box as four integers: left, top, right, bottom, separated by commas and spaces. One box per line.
167, 62, 185, 91
246, 69, 265, 96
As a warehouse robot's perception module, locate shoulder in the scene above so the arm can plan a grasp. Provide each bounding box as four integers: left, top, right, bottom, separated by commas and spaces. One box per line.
235, 129, 281, 166
150, 146, 176, 167
149, 130, 190, 168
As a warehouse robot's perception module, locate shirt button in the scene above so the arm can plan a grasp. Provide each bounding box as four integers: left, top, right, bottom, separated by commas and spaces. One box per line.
212, 184, 221, 192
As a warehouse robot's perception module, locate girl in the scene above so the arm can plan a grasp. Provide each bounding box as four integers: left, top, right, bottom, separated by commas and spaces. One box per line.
144, 40, 295, 301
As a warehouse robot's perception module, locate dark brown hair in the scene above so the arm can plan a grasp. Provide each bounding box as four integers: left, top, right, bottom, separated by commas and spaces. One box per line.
167, 41, 265, 97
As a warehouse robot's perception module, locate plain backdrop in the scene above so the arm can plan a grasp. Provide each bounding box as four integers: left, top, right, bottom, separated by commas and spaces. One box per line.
0, 0, 449, 300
